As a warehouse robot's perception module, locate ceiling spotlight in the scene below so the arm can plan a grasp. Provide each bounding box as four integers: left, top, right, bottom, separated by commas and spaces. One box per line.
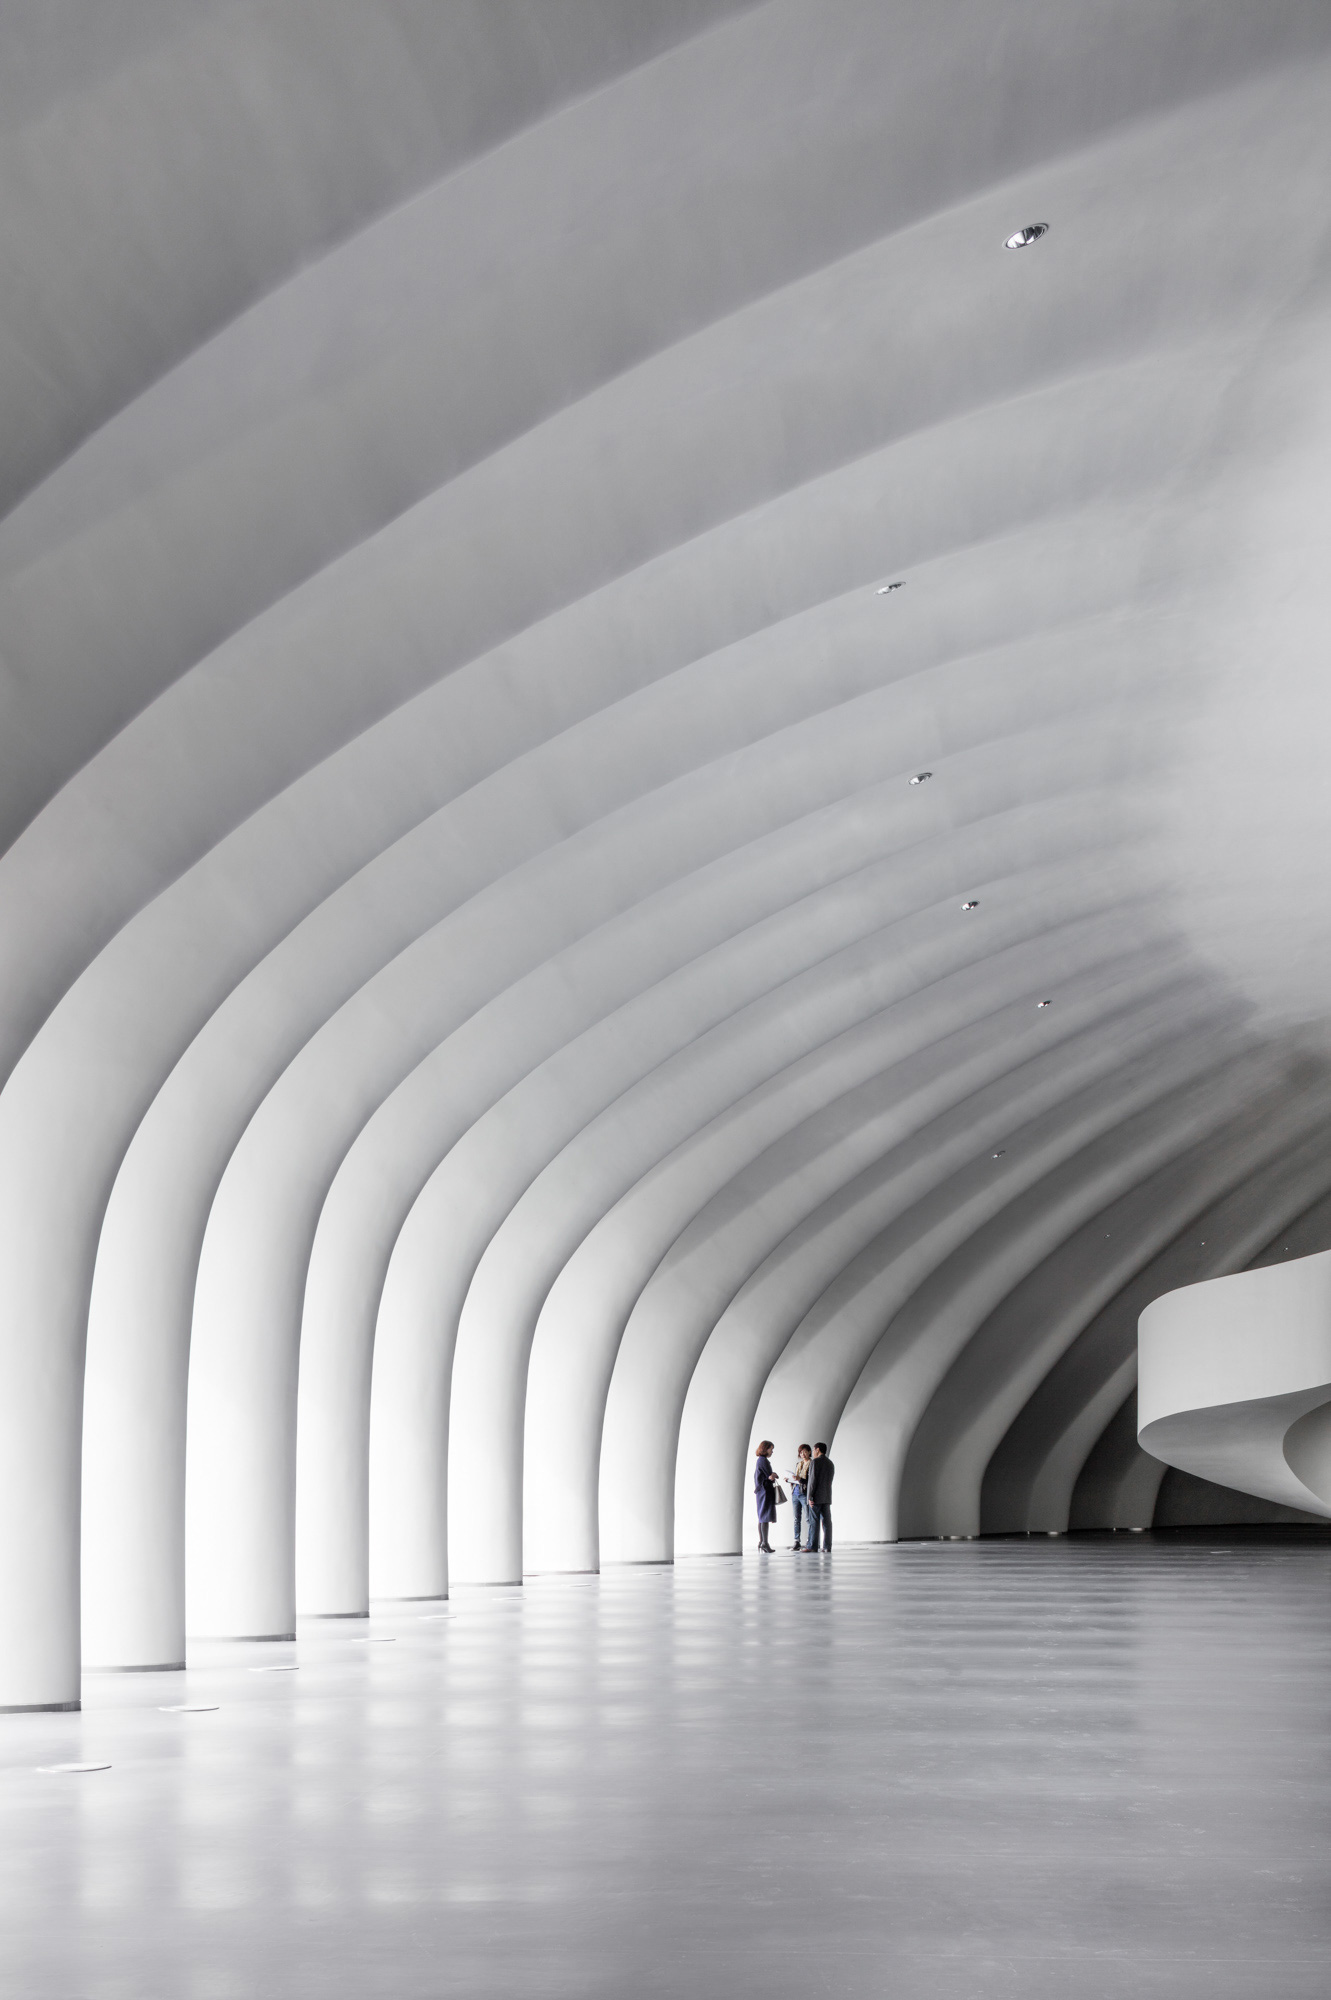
876, 581, 905, 594
1005, 223, 1049, 249
909, 771, 932, 785
992, 1150, 1006, 1159
1036, 998, 1051, 1008
961, 899, 978, 911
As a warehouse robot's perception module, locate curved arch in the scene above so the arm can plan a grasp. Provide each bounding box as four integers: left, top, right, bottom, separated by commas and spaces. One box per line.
979, 1119, 1331, 1535
784, 1028, 1258, 1543
903, 1071, 1331, 1538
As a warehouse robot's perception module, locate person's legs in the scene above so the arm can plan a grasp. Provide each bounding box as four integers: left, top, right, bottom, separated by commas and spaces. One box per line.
757, 1512, 772, 1552
791, 1493, 804, 1549
808, 1503, 826, 1551
821, 1505, 832, 1552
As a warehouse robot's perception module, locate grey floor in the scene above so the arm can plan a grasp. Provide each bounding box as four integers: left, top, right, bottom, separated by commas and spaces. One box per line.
3, 1537, 1329, 1999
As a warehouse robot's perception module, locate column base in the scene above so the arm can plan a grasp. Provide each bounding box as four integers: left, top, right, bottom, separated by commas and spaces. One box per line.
186, 1632, 295, 1642
84, 1662, 185, 1673
0, 1699, 80, 1712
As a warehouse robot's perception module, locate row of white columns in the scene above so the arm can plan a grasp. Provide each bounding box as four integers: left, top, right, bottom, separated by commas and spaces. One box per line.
3, 25, 1329, 1714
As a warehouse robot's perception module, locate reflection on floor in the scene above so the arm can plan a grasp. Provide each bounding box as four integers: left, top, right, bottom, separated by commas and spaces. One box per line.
4, 1537, 1330, 1999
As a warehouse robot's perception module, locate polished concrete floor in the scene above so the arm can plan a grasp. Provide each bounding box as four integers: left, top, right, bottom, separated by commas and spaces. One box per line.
3, 1537, 1329, 1998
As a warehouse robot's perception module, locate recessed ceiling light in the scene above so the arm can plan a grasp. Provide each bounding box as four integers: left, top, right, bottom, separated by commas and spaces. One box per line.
876, 581, 905, 594
1005, 223, 1049, 249
961, 900, 978, 911
909, 771, 932, 785
1036, 999, 1051, 1008
992, 1150, 1006, 1158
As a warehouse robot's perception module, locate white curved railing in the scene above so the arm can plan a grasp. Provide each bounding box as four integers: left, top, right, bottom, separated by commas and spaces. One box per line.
1138, 1250, 1331, 1519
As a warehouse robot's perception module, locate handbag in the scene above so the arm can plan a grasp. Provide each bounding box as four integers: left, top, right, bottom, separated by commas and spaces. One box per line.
774, 1481, 788, 1506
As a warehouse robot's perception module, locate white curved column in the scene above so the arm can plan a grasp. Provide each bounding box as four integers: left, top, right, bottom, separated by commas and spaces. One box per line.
731, 981, 1228, 1534
512, 847, 1085, 1579
846, 1049, 1269, 1542
298, 595, 1039, 1609
779, 1025, 1249, 1543
679, 965, 1199, 1557
1138, 1247, 1331, 1517
528, 878, 1145, 1574
363, 630, 1149, 1601
299, 742, 888, 1607
1069, 1398, 1170, 1531
978, 1122, 1331, 1534
898, 1071, 1331, 1538
612, 923, 1176, 1563
417, 728, 1151, 1584
397, 806, 971, 1591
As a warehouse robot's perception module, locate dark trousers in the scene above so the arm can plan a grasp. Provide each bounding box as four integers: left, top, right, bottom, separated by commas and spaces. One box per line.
807, 1502, 832, 1550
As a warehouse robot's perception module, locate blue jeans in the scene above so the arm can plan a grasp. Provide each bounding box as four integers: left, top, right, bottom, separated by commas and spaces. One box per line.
791, 1492, 806, 1546
806, 1502, 832, 1551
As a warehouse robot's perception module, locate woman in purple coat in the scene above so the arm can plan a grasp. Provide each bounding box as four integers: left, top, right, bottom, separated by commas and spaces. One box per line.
753, 1440, 779, 1554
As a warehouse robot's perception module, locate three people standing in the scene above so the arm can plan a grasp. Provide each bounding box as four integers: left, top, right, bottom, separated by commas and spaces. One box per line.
753, 1439, 834, 1552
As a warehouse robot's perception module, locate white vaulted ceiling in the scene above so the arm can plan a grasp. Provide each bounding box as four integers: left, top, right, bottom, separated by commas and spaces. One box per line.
2, 0, 1331, 1709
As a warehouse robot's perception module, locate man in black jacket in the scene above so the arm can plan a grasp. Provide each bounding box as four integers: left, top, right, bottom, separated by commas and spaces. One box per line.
805, 1443, 834, 1552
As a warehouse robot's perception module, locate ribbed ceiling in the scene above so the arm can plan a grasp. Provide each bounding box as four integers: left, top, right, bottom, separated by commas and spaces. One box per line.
2, 0, 1330, 1708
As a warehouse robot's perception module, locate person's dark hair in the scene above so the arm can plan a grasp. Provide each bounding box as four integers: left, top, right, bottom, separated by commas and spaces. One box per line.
756, 1440, 773, 1455
798, 1443, 811, 1456
814, 1442, 828, 1453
